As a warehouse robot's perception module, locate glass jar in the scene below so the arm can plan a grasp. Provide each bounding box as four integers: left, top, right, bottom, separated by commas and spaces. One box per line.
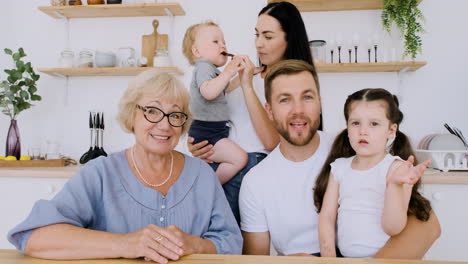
309, 40, 327, 63
78, 50, 94, 68
59, 49, 74, 68
50, 0, 66, 6
153, 49, 171, 67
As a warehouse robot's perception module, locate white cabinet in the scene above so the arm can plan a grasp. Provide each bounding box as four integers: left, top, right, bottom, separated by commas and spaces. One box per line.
421, 184, 468, 261
0, 177, 68, 249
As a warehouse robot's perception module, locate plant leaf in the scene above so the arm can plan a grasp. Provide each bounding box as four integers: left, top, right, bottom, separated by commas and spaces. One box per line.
4, 48, 12, 55
20, 90, 29, 100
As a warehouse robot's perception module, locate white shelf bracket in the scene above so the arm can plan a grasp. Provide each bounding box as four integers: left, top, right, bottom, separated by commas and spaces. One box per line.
52, 72, 66, 78
396, 66, 412, 95
53, 11, 66, 19
163, 7, 173, 17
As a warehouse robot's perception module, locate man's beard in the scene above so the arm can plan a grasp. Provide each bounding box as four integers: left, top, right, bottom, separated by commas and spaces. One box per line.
273, 114, 319, 146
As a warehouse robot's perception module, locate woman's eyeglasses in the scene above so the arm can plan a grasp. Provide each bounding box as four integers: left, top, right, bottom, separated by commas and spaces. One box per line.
136, 105, 188, 127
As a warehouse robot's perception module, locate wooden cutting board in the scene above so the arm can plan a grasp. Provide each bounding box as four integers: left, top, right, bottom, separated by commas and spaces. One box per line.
142, 19, 168, 67
0, 159, 66, 168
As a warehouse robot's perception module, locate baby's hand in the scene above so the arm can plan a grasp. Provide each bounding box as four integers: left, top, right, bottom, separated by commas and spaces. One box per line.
223, 56, 244, 78
388, 156, 431, 185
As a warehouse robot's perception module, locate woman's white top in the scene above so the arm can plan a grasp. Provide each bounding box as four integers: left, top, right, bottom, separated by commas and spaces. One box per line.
226, 74, 267, 154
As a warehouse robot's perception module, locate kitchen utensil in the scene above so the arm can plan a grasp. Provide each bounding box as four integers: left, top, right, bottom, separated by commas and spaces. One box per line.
221, 51, 234, 57
454, 127, 468, 148
94, 112, 107, 158
348, 48, 352, 63
106, 0, 122, 3
444, 123, 468, 148
142, 20, 168, 67
87, 113, 100, 161
100, 113, 107, 156
79, 112, 94, 164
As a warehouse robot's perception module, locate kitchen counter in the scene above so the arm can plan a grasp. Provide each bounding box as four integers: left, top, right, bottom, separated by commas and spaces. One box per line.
0, 165, 81, 178
1, 166, 468, 184
0, 250, 460, 264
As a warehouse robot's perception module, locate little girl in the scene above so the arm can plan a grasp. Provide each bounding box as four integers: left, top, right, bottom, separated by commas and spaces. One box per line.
182, 21, 247, 184
314, 88, 432, 258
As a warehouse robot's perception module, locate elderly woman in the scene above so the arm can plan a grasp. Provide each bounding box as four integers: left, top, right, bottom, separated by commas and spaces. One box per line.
8, 70, 242, 263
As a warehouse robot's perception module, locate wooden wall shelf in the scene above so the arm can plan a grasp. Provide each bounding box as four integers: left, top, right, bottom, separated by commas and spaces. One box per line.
38, 3, 185, 19
316, 61, 427, 73
267, 0, 422, 12
38, 67, 183, 77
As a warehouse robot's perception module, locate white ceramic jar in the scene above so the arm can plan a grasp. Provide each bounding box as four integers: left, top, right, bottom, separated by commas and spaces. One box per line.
153, 49, 171, 67
59, 49, 74, 68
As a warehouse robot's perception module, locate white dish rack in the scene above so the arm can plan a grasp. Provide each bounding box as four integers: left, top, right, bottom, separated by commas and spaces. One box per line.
415, 150, 468, 172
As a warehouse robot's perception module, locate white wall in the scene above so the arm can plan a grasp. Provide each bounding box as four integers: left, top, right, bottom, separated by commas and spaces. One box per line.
1, 0, 467, 159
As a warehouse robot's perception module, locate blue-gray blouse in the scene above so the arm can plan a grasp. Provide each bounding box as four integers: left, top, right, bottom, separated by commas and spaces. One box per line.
8, 150, 242, 255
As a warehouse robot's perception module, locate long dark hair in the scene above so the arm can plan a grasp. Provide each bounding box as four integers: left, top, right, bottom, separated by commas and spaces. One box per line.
259, 1, 323, 129
314, 88, 432, 221
259, 2, 314, 66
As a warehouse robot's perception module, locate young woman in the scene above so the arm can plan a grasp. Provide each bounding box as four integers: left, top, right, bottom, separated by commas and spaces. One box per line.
188, 1, 320, 224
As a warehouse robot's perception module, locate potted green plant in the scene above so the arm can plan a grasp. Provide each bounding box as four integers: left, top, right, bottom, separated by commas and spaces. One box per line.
0, 48, 41, 159
382, 0, 425, 60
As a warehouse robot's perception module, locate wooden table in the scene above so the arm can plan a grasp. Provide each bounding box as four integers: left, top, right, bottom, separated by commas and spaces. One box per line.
0, 250, 462, 264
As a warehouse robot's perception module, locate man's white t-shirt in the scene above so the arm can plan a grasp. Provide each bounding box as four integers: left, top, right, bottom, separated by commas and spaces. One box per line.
226, 74, 267, 153
239, 131, 334, 255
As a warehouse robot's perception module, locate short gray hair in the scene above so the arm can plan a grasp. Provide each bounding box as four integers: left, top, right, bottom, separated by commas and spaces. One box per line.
117, 69, 192, 135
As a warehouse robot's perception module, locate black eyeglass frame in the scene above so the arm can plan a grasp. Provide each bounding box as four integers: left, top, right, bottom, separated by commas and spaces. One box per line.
136, 104, 188, 127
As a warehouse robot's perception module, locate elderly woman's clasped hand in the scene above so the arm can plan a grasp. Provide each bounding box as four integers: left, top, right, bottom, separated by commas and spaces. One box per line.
123, 224, 211, 263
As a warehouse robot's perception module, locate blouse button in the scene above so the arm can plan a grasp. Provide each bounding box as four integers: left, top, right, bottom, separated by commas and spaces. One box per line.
160, 217, 164, 222
161, 205, 166, 209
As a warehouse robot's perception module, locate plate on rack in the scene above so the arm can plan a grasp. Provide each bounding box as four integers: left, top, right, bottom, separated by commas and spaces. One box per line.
416, 150, 468, 172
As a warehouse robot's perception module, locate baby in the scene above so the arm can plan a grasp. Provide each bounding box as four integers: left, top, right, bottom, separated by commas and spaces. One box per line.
182, 21, 247, 184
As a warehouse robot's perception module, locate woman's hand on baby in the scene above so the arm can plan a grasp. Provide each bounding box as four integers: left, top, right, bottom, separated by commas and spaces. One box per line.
187, 136, 214, 163
388, 155, 432, 185
121, 224, 184, 264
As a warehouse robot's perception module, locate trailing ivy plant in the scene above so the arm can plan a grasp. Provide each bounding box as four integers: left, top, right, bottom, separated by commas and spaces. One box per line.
0, 48, 41, 120
382, 0, 425, 60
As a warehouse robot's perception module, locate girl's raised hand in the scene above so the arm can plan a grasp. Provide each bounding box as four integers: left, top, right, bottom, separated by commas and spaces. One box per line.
388, 156, 432, 185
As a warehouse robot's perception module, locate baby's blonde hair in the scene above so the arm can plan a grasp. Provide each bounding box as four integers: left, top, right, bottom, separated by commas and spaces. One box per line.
182, 21, 218, 65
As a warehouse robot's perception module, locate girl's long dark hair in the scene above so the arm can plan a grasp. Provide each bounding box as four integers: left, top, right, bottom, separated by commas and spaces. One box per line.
314, 88, 432, 222
259, 1, 323, 130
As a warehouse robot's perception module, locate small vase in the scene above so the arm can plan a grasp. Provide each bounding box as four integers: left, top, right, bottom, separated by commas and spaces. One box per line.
6, 119, 21, 160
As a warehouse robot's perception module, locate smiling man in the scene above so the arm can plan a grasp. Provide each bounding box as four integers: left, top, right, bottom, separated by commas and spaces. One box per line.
239, 60, 441, 258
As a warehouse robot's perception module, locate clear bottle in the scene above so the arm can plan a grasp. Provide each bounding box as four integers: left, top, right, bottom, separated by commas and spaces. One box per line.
59, 49, 74, 68
153, 49, 171, 67
78, 50, 94, 68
